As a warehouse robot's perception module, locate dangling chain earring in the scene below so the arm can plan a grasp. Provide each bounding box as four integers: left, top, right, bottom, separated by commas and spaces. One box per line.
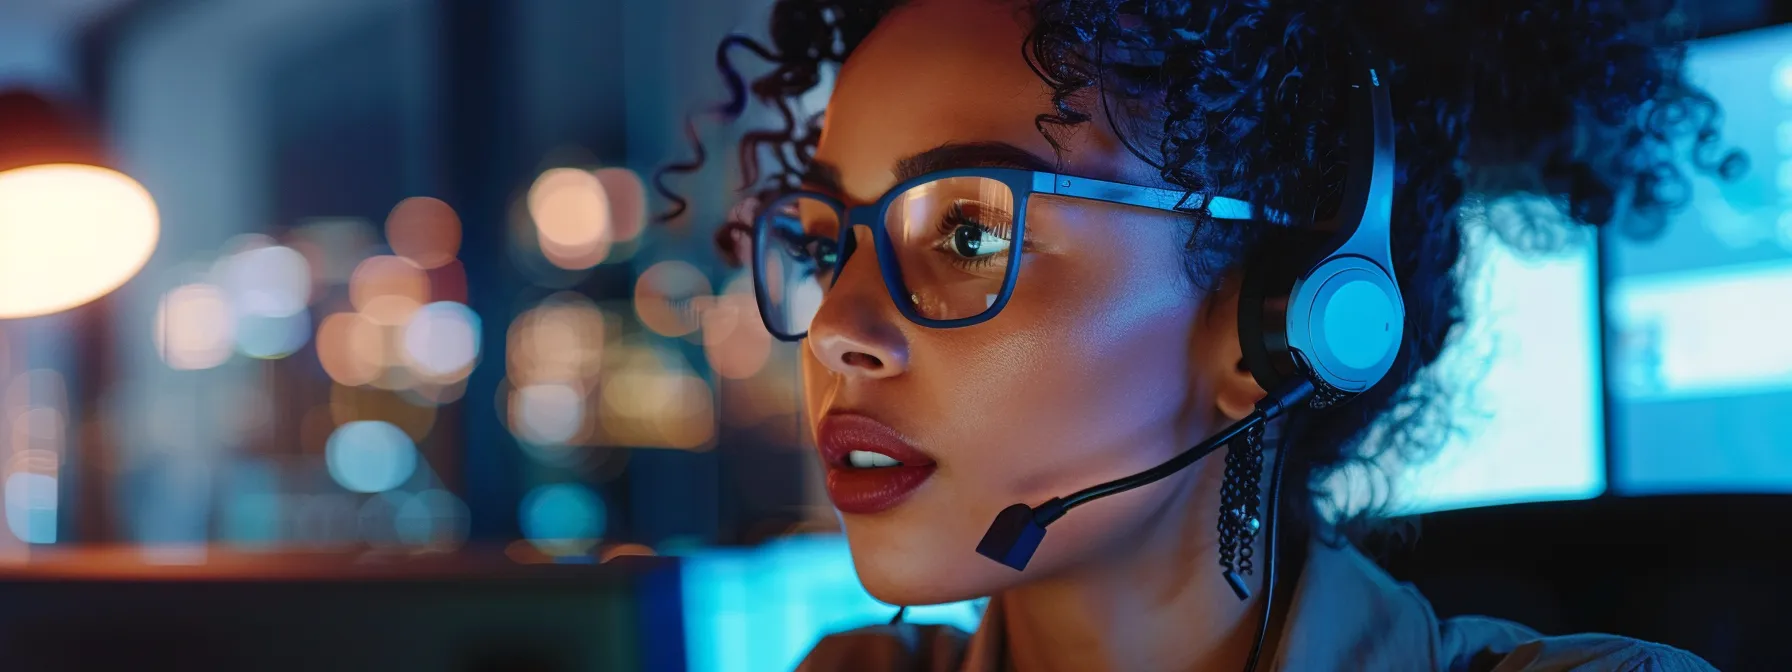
1217, 420, 1266, 599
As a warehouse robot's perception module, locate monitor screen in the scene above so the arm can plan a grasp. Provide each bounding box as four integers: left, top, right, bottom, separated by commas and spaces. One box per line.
681, 535, 983, 672
1326, 208, 1606, 516
1604, 23, 1792, 494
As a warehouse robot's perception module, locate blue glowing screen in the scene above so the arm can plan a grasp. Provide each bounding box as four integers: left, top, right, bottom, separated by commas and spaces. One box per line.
1605, 24, 1792, 494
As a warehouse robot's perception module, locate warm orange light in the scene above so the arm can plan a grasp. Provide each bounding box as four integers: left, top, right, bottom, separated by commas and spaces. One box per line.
506, 296, 605, 387
593, 168, 646, 243
633, 260, 712, 337
596, 360, 716, 451
385, 197, 462, 269
527, 168, 612, 269
349, 255, 430, 325
316, 312, 383, 386
0, 164, 159, 318
703, 274, 773, 379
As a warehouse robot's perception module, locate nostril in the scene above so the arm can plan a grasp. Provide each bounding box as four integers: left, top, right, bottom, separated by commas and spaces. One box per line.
841, 352, 883, 369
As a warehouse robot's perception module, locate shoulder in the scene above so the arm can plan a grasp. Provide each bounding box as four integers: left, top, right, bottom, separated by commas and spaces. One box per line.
794, 623, 972, 672
1440, 615, 1716, 672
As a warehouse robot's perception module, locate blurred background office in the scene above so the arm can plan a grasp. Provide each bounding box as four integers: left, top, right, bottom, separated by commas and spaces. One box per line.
0, 0, 1787, 670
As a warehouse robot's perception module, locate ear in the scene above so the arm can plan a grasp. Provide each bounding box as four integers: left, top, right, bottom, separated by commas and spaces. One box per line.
1198, 268, 1267, 422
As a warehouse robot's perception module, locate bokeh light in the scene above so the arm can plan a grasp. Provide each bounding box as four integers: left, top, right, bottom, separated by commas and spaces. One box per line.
324, 420, 419, 493
4, 471, 58, 544
316, 312, 383, 386
634, 260, 712, 337
507, 294, 606, 387
0, 164, 159, 318
703, 273, 773, 379
721, 349, 803, 432
7, 369, 70, 418
521, 482, 606, 555
527, 168, 612, 269
349, 255, 430, 325
219, 240, 311, 318
396, 488, 471, 549
236, 311, 312, 359
3, 380, 64, 545
596, 351, 717, 450
511, 382, 585, 445
155, 283, 235, 370
384, 196, 462, 269
594, 167, 647, 243
402, 301, 482, 382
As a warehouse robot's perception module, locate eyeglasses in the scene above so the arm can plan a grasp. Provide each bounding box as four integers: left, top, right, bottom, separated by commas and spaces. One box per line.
751, 167, 1270, 342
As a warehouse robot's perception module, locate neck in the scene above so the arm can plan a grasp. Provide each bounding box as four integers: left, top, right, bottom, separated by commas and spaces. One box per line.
997, 455, 1273, 672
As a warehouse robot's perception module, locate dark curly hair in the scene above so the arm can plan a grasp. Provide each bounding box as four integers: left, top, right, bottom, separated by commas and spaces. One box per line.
658, 0, 1742, 543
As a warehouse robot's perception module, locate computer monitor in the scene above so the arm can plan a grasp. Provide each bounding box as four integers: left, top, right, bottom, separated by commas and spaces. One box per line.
1604, 23, 1792, 494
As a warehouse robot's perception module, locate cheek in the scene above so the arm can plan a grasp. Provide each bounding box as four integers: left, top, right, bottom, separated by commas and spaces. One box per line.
943, 229, 1210, 499
790, 216, 1216, 603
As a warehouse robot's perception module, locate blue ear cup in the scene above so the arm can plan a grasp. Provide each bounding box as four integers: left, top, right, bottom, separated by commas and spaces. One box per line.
1238, 54, 1404, 402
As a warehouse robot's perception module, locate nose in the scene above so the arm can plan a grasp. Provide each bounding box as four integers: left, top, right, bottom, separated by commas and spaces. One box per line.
806, 226, 909, 379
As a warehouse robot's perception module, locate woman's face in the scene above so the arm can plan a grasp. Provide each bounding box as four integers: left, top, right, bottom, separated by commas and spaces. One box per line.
802, 0, 1261, 605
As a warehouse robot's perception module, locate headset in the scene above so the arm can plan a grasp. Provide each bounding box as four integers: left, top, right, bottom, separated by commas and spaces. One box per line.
972, 43, 1404, 672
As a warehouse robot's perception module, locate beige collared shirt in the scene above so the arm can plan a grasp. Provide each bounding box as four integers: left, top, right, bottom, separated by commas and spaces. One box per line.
797, 539, 1715, 671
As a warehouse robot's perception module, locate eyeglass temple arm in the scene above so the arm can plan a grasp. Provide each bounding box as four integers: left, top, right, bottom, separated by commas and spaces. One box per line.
1031, 172, 1280, 223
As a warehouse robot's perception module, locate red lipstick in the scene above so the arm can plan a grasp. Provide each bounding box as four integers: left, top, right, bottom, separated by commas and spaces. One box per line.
816, 412, 937, 515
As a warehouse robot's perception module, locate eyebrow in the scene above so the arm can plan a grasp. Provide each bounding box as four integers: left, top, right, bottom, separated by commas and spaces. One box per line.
894, 141, 1058, 182
801, 141, 1060, 197
800, 161, 844, 196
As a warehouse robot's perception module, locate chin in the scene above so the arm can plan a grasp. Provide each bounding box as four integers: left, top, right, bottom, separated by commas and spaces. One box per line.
847, 540, 1006, 606
839, 512, 1026, 607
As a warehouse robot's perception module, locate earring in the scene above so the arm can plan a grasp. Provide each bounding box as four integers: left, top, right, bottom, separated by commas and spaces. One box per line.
1217, 420, 1266, 600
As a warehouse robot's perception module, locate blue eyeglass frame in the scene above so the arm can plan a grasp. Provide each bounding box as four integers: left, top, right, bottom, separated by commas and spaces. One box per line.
751, 166, 1271, 342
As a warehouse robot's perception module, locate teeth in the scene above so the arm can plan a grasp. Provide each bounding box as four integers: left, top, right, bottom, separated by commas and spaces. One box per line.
846, 450, 903, 468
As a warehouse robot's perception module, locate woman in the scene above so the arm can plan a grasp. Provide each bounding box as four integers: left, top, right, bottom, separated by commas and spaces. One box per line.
663, 0, 1735, 669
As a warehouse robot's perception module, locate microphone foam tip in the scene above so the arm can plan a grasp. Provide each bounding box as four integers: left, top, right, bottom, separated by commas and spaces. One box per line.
976, 503, 1047, 571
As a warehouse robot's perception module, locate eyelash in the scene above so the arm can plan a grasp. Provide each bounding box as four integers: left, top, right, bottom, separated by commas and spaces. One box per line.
936, 203, 1015, 268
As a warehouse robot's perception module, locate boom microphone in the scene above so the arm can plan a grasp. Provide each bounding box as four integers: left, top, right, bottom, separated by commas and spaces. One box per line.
974, 378, 1314, 572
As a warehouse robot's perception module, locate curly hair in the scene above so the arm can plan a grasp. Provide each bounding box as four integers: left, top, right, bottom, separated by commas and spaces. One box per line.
658, 0, 1742, 543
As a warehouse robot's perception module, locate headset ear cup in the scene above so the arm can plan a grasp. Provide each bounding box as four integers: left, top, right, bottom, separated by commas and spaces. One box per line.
1237, 230, 1330, 395
1236, 242, 1285, 394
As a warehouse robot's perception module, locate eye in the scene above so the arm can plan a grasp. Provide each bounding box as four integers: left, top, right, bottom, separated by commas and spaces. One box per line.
805, 236, 840, 267
950, 222, 1009, 259
939, 203, 1012, 261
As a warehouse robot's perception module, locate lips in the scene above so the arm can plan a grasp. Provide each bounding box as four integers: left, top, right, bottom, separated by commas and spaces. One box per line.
816, 412, 937, 515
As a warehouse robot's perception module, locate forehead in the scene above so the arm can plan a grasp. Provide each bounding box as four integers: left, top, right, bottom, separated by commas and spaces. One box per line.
816, 0, 1060, 201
